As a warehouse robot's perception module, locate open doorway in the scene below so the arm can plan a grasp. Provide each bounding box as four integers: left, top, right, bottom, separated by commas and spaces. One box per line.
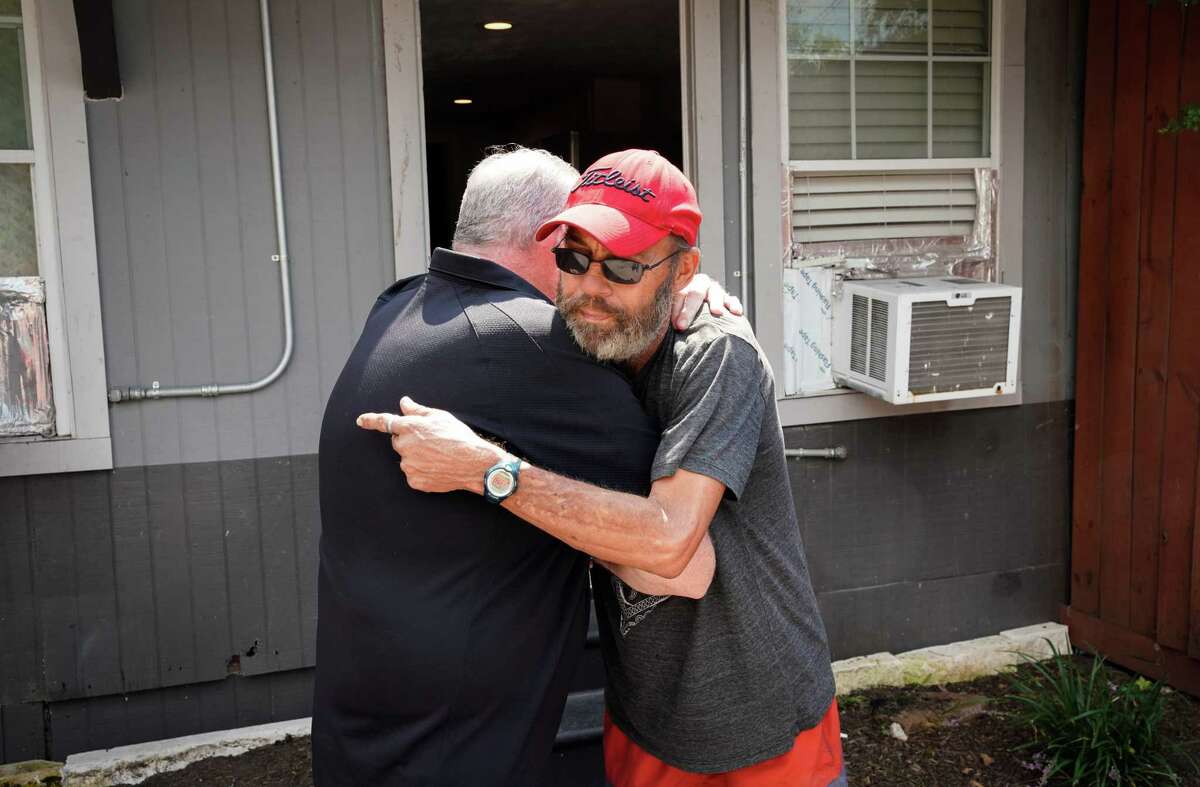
419, 0, 683, 251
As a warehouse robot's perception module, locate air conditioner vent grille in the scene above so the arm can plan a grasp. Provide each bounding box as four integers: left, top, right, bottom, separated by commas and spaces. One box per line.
850, 295, 868, 374
868, 300, 889, 381
908, 297, 1011, 394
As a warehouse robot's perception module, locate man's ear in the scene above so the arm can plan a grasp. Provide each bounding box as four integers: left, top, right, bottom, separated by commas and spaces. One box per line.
674, 248, 701, 289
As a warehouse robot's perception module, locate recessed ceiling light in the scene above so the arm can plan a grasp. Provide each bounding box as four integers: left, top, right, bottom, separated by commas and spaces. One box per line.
483, 21, 513, 30
453, 98, 473, 105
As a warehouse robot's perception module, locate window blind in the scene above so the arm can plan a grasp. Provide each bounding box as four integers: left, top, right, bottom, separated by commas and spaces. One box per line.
791, 170, 977, 243
786, 0, 992, 162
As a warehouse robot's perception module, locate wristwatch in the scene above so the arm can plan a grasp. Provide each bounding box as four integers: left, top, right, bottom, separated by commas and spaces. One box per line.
483, 457, 522, 504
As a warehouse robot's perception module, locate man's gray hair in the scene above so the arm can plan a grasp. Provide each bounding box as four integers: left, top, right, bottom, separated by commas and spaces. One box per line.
453, 146, 579, 251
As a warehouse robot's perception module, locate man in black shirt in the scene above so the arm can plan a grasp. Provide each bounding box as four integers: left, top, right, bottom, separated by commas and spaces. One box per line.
358, 150, 841, 786
314, 147, 734, 786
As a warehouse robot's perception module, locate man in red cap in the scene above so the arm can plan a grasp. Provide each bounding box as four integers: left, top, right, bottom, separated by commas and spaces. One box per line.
360, 149, 844, 786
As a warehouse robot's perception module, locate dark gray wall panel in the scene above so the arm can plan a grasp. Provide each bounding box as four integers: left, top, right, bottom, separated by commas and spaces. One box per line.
146, 464, 196, 687
787, 401, 1073, 655
108, 468, 160, 694
27, 476, 79, 703
220, 460, 271, 677
0, 402, 1071, 759
0, 480, 39, 705
42, 669, 313, 761
819, 564, 1064, 659
257, 457, 304, 674
0, 455, 319, 716
1, 703, 45, 763
68, 474, 122, 699
182, 462, 234, 685
89, 0, 394, 469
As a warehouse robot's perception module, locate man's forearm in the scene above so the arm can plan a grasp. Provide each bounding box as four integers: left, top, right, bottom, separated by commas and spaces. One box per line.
501, 462, 695, 577
599, 533, 715, 599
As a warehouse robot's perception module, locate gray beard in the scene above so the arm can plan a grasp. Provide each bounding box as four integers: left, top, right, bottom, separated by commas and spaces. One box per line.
556, 274, 674, 363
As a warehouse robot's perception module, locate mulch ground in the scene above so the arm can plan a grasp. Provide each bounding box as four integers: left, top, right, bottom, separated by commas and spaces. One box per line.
124, 661, 1200, 786
838, 660, 1200, 786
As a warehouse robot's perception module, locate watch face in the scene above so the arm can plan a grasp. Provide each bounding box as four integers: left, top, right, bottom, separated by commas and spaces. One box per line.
486, 468, 515, 498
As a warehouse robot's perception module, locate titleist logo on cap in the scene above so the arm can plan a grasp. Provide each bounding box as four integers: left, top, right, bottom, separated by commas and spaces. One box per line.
572, 168, 657, 203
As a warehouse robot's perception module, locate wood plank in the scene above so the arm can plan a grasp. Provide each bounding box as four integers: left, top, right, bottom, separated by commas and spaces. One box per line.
335, 0, 392, 327
181, 461, 233, 683
224, 0, 296, 461
151, 0, 220, 464
145, 464, 197, 687
1070, 0, 1118, 616
1130, 0, 1184, 638
1192, 436, 1200, 659
1097, 0, 1149, 630
298, 0, 356, 409
85, 100, 143, 468
69, 473, 122, 698
219, 459, 269, 676
115, 0, 185, 467
108, 467, 160, 693
270, 0, 326, 460
1181, 10, 1200, 662
0, 478, 40, 705
1062, 606, 1200, 698
27, 475, 80, 701
292, 455, 320, 665
256, 457, 303, 673
1158, 7, 1200, 654
186, 0, 257, 463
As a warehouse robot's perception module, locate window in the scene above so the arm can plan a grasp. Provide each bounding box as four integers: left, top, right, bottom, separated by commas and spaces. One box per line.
757, 0, 1020, 423
787, 0, 993, 165
1, 0, 54, 437
0, 0, 110, 475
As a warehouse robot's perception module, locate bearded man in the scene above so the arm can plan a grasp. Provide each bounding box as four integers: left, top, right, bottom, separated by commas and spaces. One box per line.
360, 149, 845, 786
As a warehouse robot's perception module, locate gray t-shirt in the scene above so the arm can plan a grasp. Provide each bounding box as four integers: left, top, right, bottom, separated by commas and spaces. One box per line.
593, 308, 836, 774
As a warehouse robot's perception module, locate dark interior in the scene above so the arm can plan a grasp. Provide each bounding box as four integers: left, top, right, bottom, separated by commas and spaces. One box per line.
419, 0, 683, 252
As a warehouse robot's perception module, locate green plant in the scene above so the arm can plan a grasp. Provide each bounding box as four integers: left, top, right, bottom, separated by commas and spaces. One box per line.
1006, 645, 1180, 785
1160, 103, 1200, 135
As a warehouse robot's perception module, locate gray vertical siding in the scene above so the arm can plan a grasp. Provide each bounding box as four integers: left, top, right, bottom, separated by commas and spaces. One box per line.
1020, 0, 1085, 404
0, 456, 320, 759
90, 0, 395, 469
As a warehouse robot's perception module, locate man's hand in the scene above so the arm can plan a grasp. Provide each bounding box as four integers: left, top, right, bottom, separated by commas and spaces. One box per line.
357, 397, 505, 494
671, 273, 744, 330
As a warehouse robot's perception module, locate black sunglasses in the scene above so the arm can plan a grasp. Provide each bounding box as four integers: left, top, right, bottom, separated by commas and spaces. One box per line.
553, 246, 682, 285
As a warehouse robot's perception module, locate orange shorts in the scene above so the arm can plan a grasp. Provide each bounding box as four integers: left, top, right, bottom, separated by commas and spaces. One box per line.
603, 700, 845, 787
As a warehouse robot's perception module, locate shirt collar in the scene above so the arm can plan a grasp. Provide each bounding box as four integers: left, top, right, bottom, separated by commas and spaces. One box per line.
428, 247, 550, 303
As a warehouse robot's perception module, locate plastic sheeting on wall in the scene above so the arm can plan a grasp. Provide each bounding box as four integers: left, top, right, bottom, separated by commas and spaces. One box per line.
782, 169, 999, 398
0, 276, 54, 437
782, 263, 837, 397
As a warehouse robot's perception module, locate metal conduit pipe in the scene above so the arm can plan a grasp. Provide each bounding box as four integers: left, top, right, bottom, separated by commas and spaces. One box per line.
108, 0, 292, 404
784, 446, 848, 461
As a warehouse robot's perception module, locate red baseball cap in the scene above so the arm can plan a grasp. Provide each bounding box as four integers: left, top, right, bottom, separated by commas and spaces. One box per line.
534, 149, 702, 258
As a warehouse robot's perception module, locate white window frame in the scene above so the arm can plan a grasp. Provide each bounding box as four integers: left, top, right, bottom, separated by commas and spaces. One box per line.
0, 0, 111, 476
751, 0, 1025, 426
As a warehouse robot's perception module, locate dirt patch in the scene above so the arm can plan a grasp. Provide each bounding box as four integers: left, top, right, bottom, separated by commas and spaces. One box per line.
839, 662, 1200, 786
116, 736, 312, 787
117, 662, 1200, 786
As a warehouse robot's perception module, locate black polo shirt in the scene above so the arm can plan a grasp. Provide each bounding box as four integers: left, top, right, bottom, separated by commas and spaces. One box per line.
313, 249, 658, 786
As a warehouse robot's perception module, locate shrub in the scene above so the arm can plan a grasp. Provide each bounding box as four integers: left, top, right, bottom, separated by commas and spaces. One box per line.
1006, 646, 1180, 785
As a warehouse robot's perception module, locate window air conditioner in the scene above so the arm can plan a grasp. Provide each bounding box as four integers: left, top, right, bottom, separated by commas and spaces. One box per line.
831, 277, 1021, 405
